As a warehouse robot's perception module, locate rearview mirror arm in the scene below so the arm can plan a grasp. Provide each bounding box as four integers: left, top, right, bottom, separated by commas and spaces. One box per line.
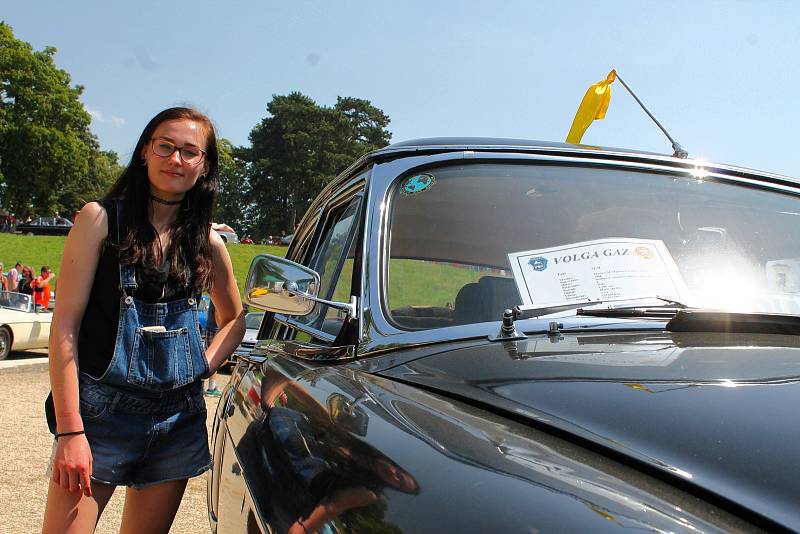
286, 282, 359, 320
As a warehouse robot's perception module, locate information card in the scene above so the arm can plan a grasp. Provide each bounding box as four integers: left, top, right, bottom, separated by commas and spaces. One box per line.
508, 238, 688, 307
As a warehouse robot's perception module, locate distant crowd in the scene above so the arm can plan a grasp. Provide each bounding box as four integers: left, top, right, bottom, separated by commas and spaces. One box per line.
0, 261, 56, 309
2, 215, 17, 232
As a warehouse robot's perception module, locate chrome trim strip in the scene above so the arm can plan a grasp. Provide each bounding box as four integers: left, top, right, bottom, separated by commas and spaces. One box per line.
256, 339, 357, 361
327, 142, 797, 205
273, 315, 337, 343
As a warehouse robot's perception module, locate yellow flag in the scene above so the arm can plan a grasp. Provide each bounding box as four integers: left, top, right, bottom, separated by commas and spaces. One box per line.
566, 70, 617, 145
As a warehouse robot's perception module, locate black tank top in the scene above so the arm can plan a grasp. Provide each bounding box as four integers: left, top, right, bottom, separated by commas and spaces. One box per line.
78, 198, 194, 377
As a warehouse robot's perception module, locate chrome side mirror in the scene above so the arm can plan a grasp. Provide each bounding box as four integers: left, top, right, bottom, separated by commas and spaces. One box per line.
245, 254, 360, 319
245, 255, 320, 316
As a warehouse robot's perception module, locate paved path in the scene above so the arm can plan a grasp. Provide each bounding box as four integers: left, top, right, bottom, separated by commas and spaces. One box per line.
0, 349, 48, 370
0, 354, 224, 533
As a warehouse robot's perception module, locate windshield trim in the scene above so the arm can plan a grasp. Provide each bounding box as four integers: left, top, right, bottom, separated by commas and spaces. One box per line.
0, 292, 34, 313
373, 154, 800, 340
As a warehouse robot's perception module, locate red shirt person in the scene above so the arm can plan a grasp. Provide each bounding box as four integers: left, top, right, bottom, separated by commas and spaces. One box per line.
32, 266, 55, 309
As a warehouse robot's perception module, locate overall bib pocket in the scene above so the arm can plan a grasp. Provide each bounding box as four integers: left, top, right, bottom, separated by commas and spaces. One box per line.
127, 326, 193, 390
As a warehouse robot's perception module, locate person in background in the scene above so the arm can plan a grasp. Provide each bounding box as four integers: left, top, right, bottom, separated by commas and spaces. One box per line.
19, 266, 34, 295
204, 298, 222, 396
32, 266, 55, 309
0, 263, 7, 291
7, 262, 21, 292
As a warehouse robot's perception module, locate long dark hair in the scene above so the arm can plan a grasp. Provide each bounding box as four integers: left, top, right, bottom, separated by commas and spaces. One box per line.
108, 107, 219, 292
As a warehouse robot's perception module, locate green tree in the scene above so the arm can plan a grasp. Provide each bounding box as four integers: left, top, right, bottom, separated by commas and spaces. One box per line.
215, 138, 254, 235
245, 92, 391, 238
0, 22, 100, 218
58, 146, 122, 215
335, 96, 391, 150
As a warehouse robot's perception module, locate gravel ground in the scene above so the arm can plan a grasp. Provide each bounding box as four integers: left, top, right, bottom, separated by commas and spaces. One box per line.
0, 359, 225, 533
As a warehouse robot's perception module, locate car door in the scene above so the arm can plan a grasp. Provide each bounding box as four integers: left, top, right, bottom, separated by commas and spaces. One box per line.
30, 309, 52, 348
281, 188, 364, 346
0, 308, 49, 350
214, 175, 368, 533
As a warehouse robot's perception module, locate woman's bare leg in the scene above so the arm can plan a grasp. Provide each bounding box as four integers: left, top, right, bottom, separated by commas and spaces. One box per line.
42, 479, 116, 534
119, 479, 188, 534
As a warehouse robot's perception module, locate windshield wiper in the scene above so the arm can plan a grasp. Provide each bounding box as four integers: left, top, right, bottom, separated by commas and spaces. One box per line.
515, 296, 689, 320
501, 297, 800, 336
489, 296, 689, 341
577, 305, 687, 319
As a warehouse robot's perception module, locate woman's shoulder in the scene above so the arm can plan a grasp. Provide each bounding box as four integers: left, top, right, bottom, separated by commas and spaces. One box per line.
208, 224, 226, 250
70, 200, 111, 243
207, 225, 233, 266
84, 197, 121, 216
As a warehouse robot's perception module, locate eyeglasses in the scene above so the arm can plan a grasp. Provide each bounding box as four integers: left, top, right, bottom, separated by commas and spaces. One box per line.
149, 138, 206, 166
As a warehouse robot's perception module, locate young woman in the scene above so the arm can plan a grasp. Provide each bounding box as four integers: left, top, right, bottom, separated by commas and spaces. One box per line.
19, 265, 34, 295
43, 107, 245, 533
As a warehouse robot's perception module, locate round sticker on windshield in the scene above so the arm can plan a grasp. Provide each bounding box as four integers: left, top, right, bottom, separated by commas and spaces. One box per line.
400, 173, 435, 195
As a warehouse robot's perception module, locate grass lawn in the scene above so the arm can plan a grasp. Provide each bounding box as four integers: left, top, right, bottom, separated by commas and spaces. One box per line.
0, 233, 286, 299
226, 243, 287, 293
0, 233, 494, 312
388, 259, 495, 309
0, 234, 66, 285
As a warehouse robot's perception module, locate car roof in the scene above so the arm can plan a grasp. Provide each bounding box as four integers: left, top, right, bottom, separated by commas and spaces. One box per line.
353, 137, 793, 181
385, 137, 662, 155
322, 136, 797, 196
298, 136, 800, 244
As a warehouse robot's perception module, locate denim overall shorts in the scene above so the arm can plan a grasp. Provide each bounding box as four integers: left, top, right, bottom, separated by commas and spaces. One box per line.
78, 260, 212, 488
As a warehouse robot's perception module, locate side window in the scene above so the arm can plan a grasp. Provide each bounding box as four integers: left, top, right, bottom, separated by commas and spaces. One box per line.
293, 193, 362, 336
321, 230, 358, 335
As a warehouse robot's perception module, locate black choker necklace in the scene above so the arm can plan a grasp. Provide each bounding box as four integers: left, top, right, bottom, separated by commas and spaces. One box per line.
149, 194, 183, 206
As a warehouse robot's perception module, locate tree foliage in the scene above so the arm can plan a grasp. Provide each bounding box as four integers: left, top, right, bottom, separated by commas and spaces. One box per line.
244, 92, 391, 238
215, 138, 255, 234
0, 22, 112, 218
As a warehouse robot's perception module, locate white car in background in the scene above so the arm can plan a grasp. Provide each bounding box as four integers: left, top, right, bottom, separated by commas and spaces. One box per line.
211, 223, 239, 244
0, 292, 51, 360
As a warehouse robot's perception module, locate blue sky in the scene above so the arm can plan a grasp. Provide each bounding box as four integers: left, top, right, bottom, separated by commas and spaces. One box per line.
4, 1, 798, 176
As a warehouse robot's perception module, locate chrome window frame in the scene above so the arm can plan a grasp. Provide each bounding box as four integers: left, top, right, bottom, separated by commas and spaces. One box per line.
359, 150, 800, 357
268, 171, 371, 345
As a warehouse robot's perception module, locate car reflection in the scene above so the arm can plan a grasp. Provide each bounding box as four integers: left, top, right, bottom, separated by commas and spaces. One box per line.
233, 367, 419, 534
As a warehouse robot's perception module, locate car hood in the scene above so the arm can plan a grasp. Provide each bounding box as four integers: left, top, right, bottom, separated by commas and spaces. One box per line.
377, 330, 800, 529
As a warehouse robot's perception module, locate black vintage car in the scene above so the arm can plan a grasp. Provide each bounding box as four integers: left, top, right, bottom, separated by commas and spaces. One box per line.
209, 138, 800, 533
16, 216, 73, 235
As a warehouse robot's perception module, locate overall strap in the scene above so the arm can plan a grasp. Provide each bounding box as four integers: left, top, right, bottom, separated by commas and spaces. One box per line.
183, 264, 201, 300
176, 263, 200, 302
99, 197, 118, 246
106, 198, 137, 296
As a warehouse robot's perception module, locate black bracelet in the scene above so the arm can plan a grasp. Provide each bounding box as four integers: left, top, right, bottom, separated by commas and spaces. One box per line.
55, 430, 85, 441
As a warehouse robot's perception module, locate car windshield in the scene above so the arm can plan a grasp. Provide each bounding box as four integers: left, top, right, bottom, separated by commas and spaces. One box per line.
0, 292, 33, 312
386, 162, 800, 330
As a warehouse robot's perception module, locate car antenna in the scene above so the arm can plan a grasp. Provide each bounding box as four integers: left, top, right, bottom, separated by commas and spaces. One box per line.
614, 72, 688, 159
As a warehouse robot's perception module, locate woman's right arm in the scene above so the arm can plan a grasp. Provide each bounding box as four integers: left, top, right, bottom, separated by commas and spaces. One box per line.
48, 201, 108, 496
